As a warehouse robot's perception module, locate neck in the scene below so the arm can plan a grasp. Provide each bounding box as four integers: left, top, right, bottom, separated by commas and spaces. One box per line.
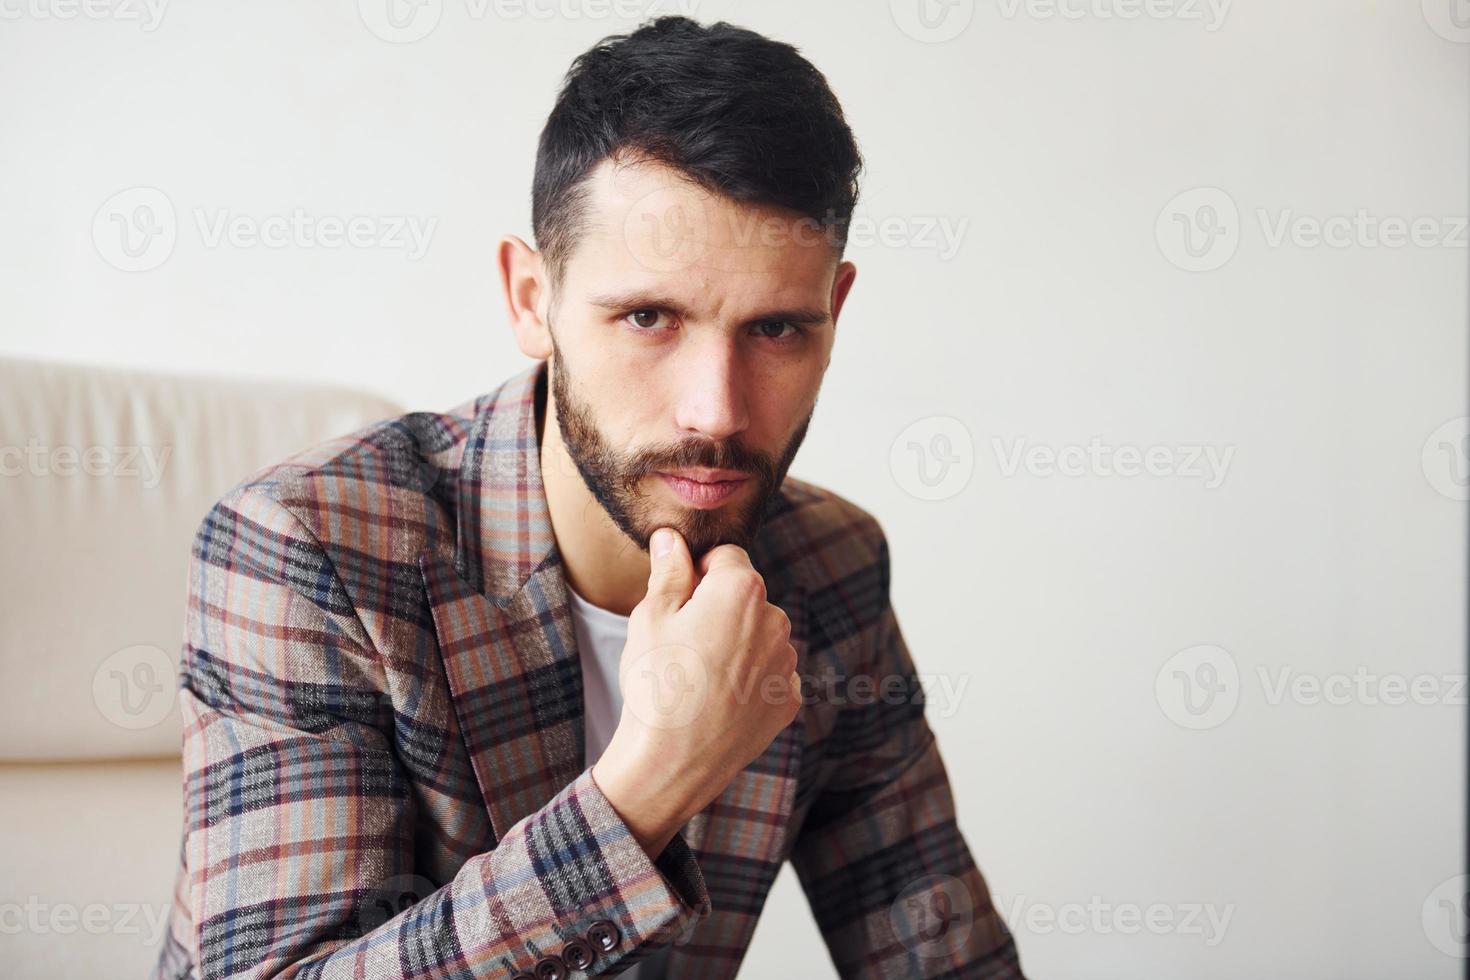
536, 361, 651, 617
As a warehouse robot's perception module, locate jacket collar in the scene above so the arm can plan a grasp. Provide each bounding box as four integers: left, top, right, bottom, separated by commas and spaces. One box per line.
448, 359, 556, 604
419, 360, 806, 960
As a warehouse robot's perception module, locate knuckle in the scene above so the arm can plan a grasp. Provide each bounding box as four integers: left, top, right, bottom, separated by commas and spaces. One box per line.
763, 606, 791, 645
774, 608, 792, 639
734, 569, 765, 603
707, 543, 749, 568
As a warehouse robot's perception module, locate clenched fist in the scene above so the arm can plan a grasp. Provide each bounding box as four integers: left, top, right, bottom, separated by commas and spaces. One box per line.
591, 526, 802, 858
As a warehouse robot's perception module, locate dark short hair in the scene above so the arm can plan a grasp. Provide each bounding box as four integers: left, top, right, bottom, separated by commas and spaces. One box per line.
531, 15, 864, 292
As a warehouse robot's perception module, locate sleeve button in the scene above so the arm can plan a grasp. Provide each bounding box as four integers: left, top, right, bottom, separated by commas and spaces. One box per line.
562, 938, 596, 970
533, 954, 567, 980
586, 918, 621, 953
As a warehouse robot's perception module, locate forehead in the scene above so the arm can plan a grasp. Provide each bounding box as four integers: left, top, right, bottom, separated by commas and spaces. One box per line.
561, 155, 838, 306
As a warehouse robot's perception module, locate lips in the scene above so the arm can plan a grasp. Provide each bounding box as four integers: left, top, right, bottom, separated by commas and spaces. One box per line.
656, 470, 749, 509
659, 467, 748, 483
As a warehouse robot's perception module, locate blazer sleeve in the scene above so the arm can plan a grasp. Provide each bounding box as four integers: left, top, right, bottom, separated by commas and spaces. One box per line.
787, 525, 1024, 979
167, 488, 709, 979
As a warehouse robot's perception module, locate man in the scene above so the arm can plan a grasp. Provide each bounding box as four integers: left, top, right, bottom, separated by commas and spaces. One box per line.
151, 15, 1022, 980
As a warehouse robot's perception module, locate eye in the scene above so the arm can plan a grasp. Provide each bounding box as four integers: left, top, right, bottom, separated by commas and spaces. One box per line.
751, 320, 803, 343
623, 309, 670, 332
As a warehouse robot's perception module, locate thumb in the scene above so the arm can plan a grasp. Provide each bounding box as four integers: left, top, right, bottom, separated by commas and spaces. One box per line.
641, 527, 696, 615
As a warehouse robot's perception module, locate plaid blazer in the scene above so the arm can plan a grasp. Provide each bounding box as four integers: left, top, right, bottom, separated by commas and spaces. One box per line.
149, 359, 1022, 980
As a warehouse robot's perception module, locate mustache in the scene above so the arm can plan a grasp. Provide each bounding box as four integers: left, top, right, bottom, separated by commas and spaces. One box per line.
623, 439, 778, 483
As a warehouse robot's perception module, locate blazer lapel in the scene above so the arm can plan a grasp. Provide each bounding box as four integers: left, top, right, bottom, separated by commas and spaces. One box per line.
419, 553, 587, 845
419, 359, 807, 976
419, 361, 585, 844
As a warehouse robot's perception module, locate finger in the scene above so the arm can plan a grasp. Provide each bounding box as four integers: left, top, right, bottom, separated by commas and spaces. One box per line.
696, 542, 753, 578
640, 526, 696, 615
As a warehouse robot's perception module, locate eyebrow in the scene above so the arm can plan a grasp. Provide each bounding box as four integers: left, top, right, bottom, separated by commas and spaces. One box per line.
586, 290, 832, 328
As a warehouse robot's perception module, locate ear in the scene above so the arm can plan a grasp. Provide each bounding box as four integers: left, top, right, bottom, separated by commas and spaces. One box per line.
830, 260, 857, 329
499, 234, 553, 359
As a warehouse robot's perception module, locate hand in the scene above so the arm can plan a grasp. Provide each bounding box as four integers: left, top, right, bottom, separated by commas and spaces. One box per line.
591, 526, 801, 856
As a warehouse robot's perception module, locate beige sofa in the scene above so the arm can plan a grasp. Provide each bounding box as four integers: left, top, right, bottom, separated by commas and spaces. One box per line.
0, 357, 402, 978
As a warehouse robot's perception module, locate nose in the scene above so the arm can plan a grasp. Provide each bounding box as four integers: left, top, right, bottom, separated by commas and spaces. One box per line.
672, 336, 750, 442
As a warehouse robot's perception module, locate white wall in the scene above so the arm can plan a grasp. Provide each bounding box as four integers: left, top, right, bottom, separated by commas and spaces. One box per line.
1, 1, 1465, 976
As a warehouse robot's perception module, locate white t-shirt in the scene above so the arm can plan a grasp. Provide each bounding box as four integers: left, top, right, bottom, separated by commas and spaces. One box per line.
565, 583, 672, 980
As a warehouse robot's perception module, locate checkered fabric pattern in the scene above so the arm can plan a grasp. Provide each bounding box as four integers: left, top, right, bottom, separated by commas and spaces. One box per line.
148, 359, 1023, 979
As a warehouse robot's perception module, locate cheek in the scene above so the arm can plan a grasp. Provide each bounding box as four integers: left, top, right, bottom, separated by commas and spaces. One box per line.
560, 330, 644, 414
749, 383, 818, 451
597, 385, 672, 458
569, 328, 663, 400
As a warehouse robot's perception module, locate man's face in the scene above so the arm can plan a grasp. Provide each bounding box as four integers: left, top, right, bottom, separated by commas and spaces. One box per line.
543, 155, 853, 560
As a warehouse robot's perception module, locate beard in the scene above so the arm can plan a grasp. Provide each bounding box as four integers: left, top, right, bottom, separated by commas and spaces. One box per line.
546, 336, 812, 561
